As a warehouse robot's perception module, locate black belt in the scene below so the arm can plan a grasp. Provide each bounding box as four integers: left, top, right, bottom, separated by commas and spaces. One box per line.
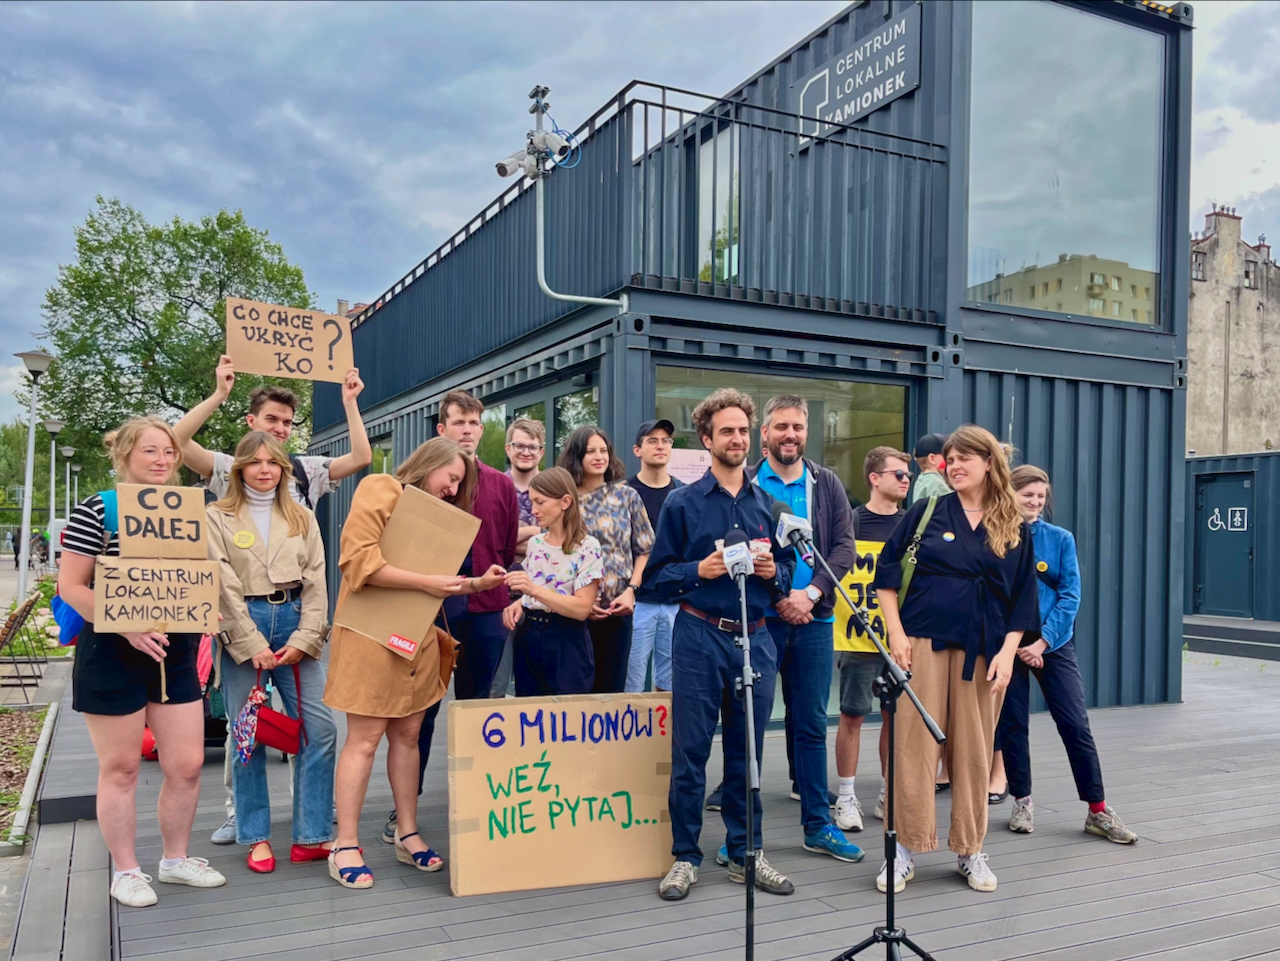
679, 603, 766, 635
247, 586, 302, 605
524, 609, 579, 627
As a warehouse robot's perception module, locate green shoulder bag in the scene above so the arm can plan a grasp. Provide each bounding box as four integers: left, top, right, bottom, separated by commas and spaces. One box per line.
896, 495, 938, 607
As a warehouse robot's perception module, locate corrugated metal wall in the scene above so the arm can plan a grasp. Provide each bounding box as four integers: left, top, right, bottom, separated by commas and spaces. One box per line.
1186, 452, 1280, 622
966, 371, 1180, 708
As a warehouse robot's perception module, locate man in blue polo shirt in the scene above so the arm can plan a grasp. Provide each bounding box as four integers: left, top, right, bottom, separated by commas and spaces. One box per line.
749, 394, 863, 864
646, 388, 796, 902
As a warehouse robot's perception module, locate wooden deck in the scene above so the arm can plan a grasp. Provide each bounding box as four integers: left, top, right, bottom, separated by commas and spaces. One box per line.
17, 651, 1280, 961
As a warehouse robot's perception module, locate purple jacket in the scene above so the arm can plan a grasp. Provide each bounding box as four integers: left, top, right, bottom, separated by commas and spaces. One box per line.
469, 461, 519, 613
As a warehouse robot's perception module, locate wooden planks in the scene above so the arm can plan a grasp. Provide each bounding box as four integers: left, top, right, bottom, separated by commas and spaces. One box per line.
37, 686, 98, 824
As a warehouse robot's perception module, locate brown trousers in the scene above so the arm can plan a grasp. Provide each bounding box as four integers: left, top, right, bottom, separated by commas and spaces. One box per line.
891, 639, 1003, 856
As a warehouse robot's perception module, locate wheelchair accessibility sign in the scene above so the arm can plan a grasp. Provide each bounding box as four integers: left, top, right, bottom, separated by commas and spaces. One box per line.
1207, 507, 1249, 532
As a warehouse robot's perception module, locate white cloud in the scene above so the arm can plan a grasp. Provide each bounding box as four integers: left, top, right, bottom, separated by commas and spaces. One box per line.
0, 364, 29, 425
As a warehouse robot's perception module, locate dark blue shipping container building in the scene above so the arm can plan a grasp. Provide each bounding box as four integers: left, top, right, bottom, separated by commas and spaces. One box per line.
311, 0, 1196, 710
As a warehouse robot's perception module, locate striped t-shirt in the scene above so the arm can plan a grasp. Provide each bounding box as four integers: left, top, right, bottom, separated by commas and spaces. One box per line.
63, 494, 118, 558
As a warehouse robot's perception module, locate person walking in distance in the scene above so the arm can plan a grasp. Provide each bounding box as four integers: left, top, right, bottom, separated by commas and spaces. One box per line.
558, 426, 654, 694
625, 419, 683, 693
646, 389, 796, 902
832, 446, 912, 833
910, 432, 951, 505
747, 395, 863, 864
872, 425, 1040, 895
174, 356, 373, 846
991, 465, 1137, 844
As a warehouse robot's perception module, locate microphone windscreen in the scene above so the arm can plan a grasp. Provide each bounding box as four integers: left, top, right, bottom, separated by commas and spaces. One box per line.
770, 499, 788, 524
723, 529, 750, 547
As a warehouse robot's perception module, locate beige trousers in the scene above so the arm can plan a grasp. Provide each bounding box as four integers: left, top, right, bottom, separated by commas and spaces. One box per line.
890, 639, 1003, 856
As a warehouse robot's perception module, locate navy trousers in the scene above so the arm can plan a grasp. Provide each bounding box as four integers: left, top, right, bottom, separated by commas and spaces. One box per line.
669, 612, 777, 866
995, 641, 1105, 804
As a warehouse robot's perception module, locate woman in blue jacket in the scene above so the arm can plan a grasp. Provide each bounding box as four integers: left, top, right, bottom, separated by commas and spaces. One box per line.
991, 465, 1137, 843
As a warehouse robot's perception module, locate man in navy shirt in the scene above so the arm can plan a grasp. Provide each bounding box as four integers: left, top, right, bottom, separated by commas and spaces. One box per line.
646, 389, 796, 902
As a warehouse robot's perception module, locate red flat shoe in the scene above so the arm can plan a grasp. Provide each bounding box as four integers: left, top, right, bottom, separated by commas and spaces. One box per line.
290, 843, 332, 863
247, 842, 275, 874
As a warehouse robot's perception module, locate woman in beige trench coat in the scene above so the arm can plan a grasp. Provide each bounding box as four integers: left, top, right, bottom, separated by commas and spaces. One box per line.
324, 437, 506, 889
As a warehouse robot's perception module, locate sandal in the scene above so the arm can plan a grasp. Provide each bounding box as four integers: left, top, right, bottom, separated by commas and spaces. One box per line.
328, 846, 373, 889
395, 830, 445, 873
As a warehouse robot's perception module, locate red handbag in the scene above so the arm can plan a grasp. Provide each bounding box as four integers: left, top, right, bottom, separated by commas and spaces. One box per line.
254, 664, 307, 755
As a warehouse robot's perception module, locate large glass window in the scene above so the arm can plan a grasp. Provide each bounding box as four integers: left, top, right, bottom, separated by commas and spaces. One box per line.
554, 387, 599, 457
654, 366, 907, 507
698, 124, 739, 285
966, 1, 1165, 325
476, 403, 507, 470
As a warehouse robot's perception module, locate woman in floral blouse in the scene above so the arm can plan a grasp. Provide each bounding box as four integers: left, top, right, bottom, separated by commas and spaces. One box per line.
558, 426, 655, 693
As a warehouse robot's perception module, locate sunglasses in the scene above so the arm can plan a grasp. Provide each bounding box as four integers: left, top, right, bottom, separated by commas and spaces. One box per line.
875, 470, 911, 482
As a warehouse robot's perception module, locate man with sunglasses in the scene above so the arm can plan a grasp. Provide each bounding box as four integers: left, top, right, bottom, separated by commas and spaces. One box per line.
832, 446, 913, 831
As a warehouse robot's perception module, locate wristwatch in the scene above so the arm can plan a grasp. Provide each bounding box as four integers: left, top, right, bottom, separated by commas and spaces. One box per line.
804, 584, 823, 603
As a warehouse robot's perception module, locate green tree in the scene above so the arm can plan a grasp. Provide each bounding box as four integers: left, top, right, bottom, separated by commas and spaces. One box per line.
38, 197, 315, 457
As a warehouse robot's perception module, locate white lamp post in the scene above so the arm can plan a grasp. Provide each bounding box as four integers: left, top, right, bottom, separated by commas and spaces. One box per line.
71, 464, 82, 505
44, 420, 64, 531
15, 350, 55, 601
60, 446, 76, 518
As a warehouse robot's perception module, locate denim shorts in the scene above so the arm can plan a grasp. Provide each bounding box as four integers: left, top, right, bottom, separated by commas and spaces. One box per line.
837, 651, 884, 718
73, 626, 202, 715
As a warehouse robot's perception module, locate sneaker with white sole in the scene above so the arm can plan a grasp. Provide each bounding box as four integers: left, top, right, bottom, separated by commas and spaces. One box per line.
727, 851, 794, 894
157, 857, 227, 888
835, 794, 864, 832
110, 871, 158, 908
1009, 797, 1034, 833
876, 852, 914, 893
873, 787, 886, 821
210, 815, 237, 845
658, 860, 698, 900
1085, 806, 1138, 844
957, 852, 997, 892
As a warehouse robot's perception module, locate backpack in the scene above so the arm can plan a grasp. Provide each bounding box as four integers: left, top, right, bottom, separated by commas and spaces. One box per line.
51, 490, 118, 646
289, 455, 313, 510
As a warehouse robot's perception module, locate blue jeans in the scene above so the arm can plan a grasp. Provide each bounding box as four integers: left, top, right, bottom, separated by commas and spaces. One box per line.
669, 612, 777, 866
221, 597, 337, 845
995, 641, 1105, 804
625, 601, 677, 692
770, 618, 834, 837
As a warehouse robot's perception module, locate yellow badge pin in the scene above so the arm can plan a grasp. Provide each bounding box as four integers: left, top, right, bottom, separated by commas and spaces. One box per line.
1036, 560, 1049, 573
233, 530, 256, 549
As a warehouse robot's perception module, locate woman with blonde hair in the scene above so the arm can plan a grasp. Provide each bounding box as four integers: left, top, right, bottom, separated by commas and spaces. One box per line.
503, 467, 603, 695
872, 424, 1040, 894
59, 416, 226, 908
324, 437, 507, 889
207, 432, 337, 875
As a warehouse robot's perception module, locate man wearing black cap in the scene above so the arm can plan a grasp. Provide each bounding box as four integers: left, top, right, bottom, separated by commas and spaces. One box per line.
625, 418, 683, 692
911, 431, 952, 505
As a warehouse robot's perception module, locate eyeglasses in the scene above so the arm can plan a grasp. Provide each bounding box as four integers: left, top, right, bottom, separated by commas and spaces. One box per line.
874, 470, 911, 482
507, 443, 544, 454
642, 437, 673, 448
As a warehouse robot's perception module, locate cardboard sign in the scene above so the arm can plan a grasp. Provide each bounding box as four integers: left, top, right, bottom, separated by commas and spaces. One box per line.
332, 484, 481, 659
224, 297, 354, 384
93, 558, 220, 633
447, 692, 674, 897
116, 484, 208, 560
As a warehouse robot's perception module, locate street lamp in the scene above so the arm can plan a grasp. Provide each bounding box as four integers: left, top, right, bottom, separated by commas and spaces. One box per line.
14, 349, 55, 601
44, 420, 64, 530
71, 464, 82, 505
60, 445, 76, 519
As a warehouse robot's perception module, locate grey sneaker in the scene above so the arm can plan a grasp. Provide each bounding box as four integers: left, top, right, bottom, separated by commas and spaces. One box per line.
1009, 797, 1034, 834
659, 860, 698, 900
957, 852, 997, 892
727, 852, 794, 895
873, 786, 886, 821
834, 794, 864, 832
383, 810, 397, 844
210, 816, 236, 845
1085, 806, 1138, 844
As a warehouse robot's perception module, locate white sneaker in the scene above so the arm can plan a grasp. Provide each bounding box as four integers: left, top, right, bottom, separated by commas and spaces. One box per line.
957, 852, 997, 892
876, 852, 914, 893
873, 786, 886, 821
110, 871, 158, 908
834, 794, 864, 832
157, 857, 227, 888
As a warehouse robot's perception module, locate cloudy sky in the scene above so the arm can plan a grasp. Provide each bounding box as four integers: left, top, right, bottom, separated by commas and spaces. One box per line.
0, 0, 1269, 422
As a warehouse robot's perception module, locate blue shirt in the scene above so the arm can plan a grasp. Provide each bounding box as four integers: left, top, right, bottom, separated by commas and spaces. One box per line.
754, 460, 834, 624
1029, 518, 1081, 653
644, 468, 795, 623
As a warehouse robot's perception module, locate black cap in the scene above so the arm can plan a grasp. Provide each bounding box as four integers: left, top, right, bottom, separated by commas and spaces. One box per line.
635, 419, 676, 446
913, 432, 948, 458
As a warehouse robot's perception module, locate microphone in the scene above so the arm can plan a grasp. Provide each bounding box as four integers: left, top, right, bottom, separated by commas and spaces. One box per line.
771, 500, 815, 568
722, 529, 755, 580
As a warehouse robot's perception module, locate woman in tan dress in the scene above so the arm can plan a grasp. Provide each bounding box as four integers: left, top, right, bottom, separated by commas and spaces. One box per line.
324, 437, 506, 889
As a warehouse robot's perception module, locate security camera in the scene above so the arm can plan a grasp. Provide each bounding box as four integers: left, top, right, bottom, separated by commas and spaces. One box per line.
531, 130, 572, 163
496, 149, 529, 178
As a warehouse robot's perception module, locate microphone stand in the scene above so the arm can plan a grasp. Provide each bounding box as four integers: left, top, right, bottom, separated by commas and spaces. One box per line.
802, 538, 945, 961
731, 565, 760, 961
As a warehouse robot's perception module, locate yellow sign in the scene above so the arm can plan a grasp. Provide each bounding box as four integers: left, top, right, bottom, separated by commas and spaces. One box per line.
834, 539, 890, 653
233, 530, 256, 549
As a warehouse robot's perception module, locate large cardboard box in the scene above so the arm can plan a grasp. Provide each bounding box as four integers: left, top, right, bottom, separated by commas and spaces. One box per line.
332, 484, 480, 658
447, 692, 674, 896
